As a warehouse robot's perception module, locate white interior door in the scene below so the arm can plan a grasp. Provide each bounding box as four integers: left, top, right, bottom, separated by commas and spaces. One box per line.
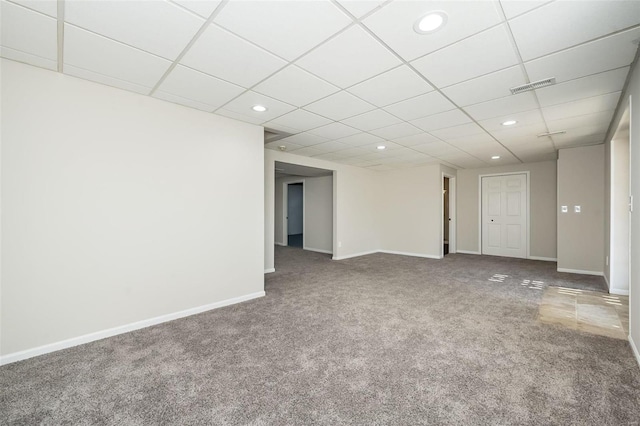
482, 174, 527, 258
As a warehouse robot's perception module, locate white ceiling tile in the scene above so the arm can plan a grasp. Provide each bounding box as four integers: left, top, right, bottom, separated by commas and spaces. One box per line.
508, 140, 556, 155
361, 141, 404, 152
287, 146, 325, 157
263, 123, 298, 136
304, 91, 375, 121
444, 132, 497, 149
253, 65, 339, 107
536, 67, 629, 107
546, 110, 615, 133
363, 0, 501, 61
341, 109, 402, 131
265, 141, 303, 151
542, 92, 621, 123
278, 132, 329, 147
335, 133, 385, 147
266, 109, 332, 132
181, 24, 286, 88
64, 24, 171, 89
8, 0, 57, 17
171, 0, 221, 18
525, 27, 640, 84
392, 133, 440, 147
500, 1, 551, 19
65, 0, 204, 60
551, 128, 606, 148
516, 151, 558, 163
370, 122, 422, 140
155, 65, 244, 111
307, 122, 360, 139
348, 66, 433, 107
221, 91, 296, 123
509, 0, 640, 61
410, 109, 472, 132
412, 141, 462, 156
332, 147, 370, 158
463, 92, 538, 121
441, 66, 527, 106
1, 1, 57, 68
335, 0, 385, 19
215, 109, 264, 125
430, 123, 486, 140
154, 90, 218, 112
477, 109, 544, 132
487, 122, 549, 145
310, 140, 351, 153
63, 64, 152, 95
296, 25, 401, 88
411, 25, 519, 88
383, 91, 455, 121
215, 0, 351, 61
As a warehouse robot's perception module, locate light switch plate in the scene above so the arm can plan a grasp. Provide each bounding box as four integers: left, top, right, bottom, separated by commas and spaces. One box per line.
561, 206, 568, 213
574, 206, 581, 213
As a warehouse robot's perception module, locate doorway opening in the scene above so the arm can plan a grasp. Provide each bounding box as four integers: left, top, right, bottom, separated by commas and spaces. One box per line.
442, 174, 456, 256
287, 182, 304, 248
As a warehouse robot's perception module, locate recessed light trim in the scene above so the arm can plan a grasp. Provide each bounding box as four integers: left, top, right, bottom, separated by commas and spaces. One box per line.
377, 145, 386, 150
252, 105, 267, 112
491, 155, 501, 160
502, 120, 517, 126
414, 11, 448, 34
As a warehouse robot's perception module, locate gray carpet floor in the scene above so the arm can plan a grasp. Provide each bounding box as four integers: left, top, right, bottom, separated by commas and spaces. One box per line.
1, 247, 639, 425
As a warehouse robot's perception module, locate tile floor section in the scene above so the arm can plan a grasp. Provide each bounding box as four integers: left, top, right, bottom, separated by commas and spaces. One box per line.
538, 286, 629, 340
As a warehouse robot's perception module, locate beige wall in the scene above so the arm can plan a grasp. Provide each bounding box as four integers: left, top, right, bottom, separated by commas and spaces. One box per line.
457, 161, 557, 259
557, 145, 605, 273
1, 60, 265, 357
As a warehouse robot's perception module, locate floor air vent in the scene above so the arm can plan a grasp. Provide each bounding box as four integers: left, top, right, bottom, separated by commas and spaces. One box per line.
510, 77, 556, 95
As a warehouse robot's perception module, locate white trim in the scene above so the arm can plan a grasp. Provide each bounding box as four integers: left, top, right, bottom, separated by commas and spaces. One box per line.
264, 268, 275, 273
332, 250, 378, 260
303, 247, 333, 255
630, 335, 640, 369
528, 256, 557, 262
610, 288, 630, 296
378, 249, 441, 260
456, 250, 481, 255
0, 291, 266, 366
557, 268, 604, 276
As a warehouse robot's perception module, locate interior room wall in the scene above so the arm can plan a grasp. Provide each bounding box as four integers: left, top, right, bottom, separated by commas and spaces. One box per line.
1, 60, 265, 359
456, 161, 557, 259
557, 145, 605, 274
608, 136, 630, 294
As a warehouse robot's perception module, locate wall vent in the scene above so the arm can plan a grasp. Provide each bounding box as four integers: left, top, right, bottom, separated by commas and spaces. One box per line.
510, 77, 556, 95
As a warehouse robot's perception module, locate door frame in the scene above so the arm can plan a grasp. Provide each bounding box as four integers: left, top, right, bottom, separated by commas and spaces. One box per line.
442, 173, 457, 257
283, 180, 305, 248
478, 171, 530, 259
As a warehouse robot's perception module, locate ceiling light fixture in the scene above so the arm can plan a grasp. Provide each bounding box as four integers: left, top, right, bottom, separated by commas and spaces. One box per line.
414, 11, 448, 34
491, 155, 501, 160
377, 145, 386, 150
252, 105, 267, 112
502, 120, 517, 126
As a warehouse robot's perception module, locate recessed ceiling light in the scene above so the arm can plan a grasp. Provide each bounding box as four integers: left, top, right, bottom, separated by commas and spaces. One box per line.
501, 120, 517, 126
491, 155, 501, 160
377, 145, 386, 150
252, 105, 267, 112
414, 11, 448, 34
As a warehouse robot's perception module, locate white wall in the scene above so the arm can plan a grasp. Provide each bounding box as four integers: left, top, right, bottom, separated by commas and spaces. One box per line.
557, 145, 605, 274
457, 161, 557, 259
1, 60, 265, 358
609, 137, 630, 293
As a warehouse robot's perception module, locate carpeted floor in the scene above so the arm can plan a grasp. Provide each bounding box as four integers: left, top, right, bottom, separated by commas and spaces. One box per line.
1, 247, 639, 425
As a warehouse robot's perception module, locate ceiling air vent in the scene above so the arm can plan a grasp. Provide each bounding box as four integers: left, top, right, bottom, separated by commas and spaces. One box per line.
510, 77, 556, 95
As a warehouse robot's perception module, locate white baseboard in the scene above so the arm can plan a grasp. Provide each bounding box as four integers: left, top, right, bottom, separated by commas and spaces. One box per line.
557, 268, 604, 276
456, 250, 481, 255
0, 291, 266, 366
274, 242, 286, 247
332, 250, 378, 260
264, 268, 275, 274
528, 256, 557, 262
303, 247, 333, 255
610, 288, 630, 295
378, 250, 441, 260
630, 335, 640, 370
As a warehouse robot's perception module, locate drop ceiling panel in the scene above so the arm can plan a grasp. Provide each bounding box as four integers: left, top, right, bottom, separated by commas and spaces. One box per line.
411, 25, 519, 88
509, 0, 640, 61
363, 0, 501, 61
335, 0, 385, 19
341, 109, 402, 131
1, 1, 57, 69
525, 28, 640, 84
370, 122, 422, 140
296, 25, 401, 88
478, 109, 544, 132
287, 146, 325, 157
154, 89, 221, 112
64, 64, 152, 95
412, 141, 464, 157
335, 132, 385, 147
499, 1, 551, 19
8, 0, 57, 17
253, 65, 340, 107
463, 92, 538, 121
265, 109, 332, 132
441, 66, 527, 107
304, 91, 375, 121
215, 108, 265, 125
430, 123, 486, 140
65, 0, 204, 60
392, 133, 440, 147
277, 132, 329, 147
384, 91, 455, 121
488, 122, 549, 145
215, 0, 351, 61
64, 24, 171, 90
551, 128, 606, 148
347, 66, 433, 107
541, 92, 621, 122
265, 141, 303, 151
546, 110, 615, 133
181, 25, 286, 88
308, 140, 350, 153
155, 65, 244, 111
221, 91, 296, 123
410, 109, 472, 132
307, 122, 360, 139
171, 0, 221, 18
536, 67, 629, 107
